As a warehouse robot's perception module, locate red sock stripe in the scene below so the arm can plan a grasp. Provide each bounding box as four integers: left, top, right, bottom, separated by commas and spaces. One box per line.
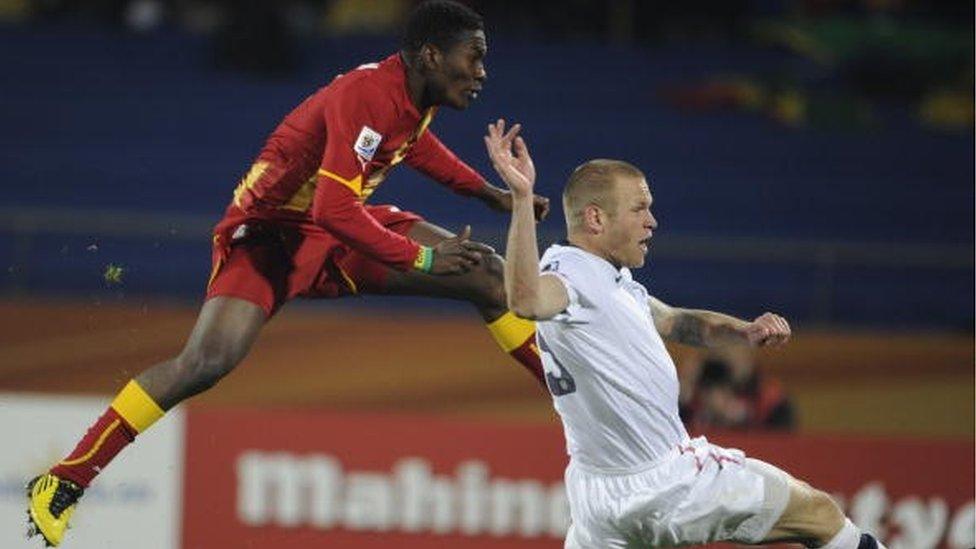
50, 407, 137, 488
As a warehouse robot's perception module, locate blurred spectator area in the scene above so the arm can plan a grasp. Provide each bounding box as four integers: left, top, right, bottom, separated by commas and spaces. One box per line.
679, 346, 797, 432
0, 15, 971, 329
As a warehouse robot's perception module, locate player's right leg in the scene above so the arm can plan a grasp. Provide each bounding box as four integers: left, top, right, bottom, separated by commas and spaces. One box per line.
27, 296, 266, 547
27, 214, 297, 546
133, 296, 266, 409
754, 460, 887, 549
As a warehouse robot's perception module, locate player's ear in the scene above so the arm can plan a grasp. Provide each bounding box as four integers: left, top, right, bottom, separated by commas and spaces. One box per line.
583, 204, 604, 234
419, 43, 441, 71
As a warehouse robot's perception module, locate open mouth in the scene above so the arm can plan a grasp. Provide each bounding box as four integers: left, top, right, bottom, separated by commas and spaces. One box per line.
639, 235, 652, 253
466, 87, 481, 100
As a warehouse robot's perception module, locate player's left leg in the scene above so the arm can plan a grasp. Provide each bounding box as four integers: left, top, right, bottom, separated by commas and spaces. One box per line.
340, 219, 544, 386
645, 442, 885, 549
753, 460, 887, 549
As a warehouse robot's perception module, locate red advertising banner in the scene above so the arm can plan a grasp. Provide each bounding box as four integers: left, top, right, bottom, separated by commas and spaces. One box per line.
183, 409, 571, 549
182, 408, 974, 549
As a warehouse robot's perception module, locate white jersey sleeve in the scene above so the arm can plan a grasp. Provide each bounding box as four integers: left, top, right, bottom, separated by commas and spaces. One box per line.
540, 251, 598, 324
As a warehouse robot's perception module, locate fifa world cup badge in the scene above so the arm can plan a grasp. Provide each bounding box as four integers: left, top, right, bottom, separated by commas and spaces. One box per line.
354, 126, 383, 162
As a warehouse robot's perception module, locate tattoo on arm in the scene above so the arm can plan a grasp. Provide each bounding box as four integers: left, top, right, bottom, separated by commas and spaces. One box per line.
671, 313, 707, 347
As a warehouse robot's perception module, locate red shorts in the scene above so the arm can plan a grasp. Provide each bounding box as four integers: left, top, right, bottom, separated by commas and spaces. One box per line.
206, 204, 423, 317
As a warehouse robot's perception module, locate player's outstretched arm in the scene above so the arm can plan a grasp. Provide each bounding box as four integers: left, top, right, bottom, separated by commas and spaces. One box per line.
475, 179, 551, 221
648, 295, 791, 348
407, 129, 551, 220
485, 119, 568, 320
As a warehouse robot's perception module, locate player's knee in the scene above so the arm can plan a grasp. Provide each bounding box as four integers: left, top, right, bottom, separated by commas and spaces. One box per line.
777, 482, 846, 546
175, 348, 238, 393
805, 488, 845, 545
470, 253, 507, 308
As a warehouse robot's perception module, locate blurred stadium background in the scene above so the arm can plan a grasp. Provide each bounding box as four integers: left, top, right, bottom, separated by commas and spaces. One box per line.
0, 0, 972, 548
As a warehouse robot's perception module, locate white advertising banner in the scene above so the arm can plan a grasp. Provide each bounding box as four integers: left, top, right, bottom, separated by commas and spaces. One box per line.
0, 394, 184, 549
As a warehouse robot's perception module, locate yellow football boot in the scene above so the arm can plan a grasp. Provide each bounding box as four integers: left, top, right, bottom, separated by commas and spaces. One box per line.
26, 474, 84, 547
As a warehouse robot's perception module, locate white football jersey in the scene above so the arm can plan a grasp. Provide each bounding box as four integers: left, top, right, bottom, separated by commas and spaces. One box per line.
537, 243, 689, 472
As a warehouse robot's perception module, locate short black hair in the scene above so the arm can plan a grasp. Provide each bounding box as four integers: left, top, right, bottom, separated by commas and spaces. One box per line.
402, 0, 484, 54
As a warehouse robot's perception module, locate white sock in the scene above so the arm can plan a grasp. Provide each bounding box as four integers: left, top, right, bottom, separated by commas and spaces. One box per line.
821, 518, 859, 549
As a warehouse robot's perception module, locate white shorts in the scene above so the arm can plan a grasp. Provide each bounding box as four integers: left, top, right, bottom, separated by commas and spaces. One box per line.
564, 436, 791, 548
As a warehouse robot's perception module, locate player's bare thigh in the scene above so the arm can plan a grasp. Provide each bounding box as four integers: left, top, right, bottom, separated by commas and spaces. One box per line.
134, 296, 266, 409
372, 221, 507, 318
756, 460, 846, 546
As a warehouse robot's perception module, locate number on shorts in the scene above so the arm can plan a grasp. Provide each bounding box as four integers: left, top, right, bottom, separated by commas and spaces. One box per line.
537, 332, 576, 397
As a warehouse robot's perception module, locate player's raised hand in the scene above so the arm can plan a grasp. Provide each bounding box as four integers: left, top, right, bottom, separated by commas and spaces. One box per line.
430, 225, 496, 275
743, 312, 791, 347
484, 119, 536, 197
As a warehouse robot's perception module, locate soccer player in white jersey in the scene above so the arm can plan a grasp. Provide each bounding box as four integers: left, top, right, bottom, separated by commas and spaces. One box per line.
484, 120, 887, 549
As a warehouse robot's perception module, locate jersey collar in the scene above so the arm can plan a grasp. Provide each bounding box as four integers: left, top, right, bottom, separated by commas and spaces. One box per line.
556, 240, 629, 284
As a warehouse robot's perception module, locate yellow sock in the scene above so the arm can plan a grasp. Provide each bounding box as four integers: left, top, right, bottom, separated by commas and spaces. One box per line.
487, 311, 535, 352
486, 311, 544, 384
110, 380, 165, 433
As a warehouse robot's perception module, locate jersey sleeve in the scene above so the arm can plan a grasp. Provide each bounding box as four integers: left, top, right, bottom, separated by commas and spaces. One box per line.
540, 251, 597, 324
313, 81, 421, 271
405, 129, 486, 196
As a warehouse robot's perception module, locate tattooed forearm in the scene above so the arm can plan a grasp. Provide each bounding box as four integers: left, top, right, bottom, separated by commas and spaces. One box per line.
671, 313, 707, 347
650, 297, 750, 348
665, 309, 751, 347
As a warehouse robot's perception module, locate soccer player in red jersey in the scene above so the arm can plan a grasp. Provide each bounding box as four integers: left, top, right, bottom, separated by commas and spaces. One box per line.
26, 2, 549, 545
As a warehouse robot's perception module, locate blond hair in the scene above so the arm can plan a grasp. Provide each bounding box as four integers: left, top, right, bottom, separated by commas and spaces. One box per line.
562, 159, 644, 231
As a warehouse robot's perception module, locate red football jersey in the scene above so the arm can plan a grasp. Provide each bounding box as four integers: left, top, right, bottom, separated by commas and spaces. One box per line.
227, 54, 486, 271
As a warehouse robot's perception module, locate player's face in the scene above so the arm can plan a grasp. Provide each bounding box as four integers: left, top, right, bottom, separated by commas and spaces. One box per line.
432, 30, 487, 110
604, 176, 656, 269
